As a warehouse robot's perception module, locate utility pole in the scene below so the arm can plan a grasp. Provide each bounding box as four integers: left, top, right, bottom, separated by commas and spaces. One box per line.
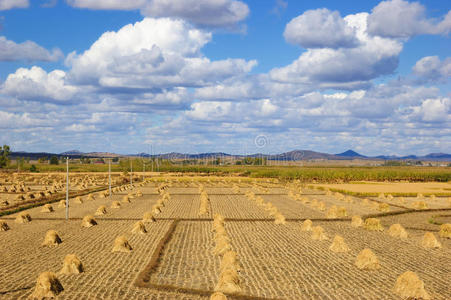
65, 157, 69, 220
130, 159, 133, 186
108, 158, 112, 199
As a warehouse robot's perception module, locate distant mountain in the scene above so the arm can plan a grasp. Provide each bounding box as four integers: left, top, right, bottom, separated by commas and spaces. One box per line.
336, 150, 367, 158
9, 150, 451, 161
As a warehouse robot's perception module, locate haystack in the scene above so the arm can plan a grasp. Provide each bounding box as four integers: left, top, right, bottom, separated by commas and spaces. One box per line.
58, 200, 66, 208
122, 196, 131, 203
60, 254, 83, 275
87, 194, 94, 201
421, 232, 441, 249
81, 215, 97, 228
95, 205, 107, 216
351, 216, 363, 227
329, 235, 350, 253
413, 201, 428, 210
439, 223, 451, 238
310, 199, 318, 208
220, 251, 238, 271
355, 248, 380, 270
74, 197, 83, 204
15, 211, 31, 223
40, 204, 54, 213
311, 226, 328, 241
132, 221, 147, 234
364, 218, 384, 231
378, 203, 390, 212
274, 213, 286, 225
112, 235, 132, 253
143, 212, 156, 223
29, 272, 63, 299
215, 268, 241, 294
337, 207, 348, 217
42, 230, 62, 247
215, 238, 232, 256
0, 221, 10, 231
326, 206, 338, 219
300, 219, 312, 231
318, 201, 326, 211
210, 292, 228, 300
393, 271, 430, 300
1, 198, 9, 206
388, 224, 408, 239
111, 201, 121, 209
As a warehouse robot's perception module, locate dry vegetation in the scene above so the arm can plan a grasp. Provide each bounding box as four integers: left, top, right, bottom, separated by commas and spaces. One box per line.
0, 172, 450, 299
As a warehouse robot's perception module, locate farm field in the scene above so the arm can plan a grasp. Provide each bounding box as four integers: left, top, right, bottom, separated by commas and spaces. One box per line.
0, 173, 450, 299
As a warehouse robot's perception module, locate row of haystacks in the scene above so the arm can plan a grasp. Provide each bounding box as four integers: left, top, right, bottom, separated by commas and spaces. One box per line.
212, 214, 241, 299
199, 188, 210, 216
245, 191, 286, 224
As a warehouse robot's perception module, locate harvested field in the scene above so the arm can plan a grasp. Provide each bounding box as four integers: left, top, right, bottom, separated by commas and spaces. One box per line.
1, 174, 450, 299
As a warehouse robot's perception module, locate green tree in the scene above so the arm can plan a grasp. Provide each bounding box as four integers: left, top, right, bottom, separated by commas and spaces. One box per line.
30, 164, 37, 172
49, 156, 59, 165
0, 145, 11, 168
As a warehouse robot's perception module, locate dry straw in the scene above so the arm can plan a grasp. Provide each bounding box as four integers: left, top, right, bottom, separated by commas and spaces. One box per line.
58, 200, 66, 208
329, 235, 350, 253
111, 201, 121, 209
210, 292, 228, 300
337, 207, 347, 217
439, 223, 451, 238
388, 224, 408, 239
152, 204, 162, 214
81, 215, 97, 228
274, 212, 286, 225
364, 218, 384, 231
74, 197, 83, 204
300, 219, 313, 231
95, 205, 107, 216
413, 201, 428, 210
311, 226, 328, 241
60, 254, 83, 275
143, 212, 156, 223
42, 230, 62, 247
355, 248, 380, 270
378, 203, 390, 212
421, 232, 441, 249
122, 196, 131, 203
318, 201, 326, 211
132, 221, 147, 234
29, 272, 64, 299
326, 206, 338, 219
15, 211, 31, 223
351, 216, 363, 227
0, 220, 10, 231
112, 235, 132, 253
393, 271, 430, 300
40, 204, 54, 213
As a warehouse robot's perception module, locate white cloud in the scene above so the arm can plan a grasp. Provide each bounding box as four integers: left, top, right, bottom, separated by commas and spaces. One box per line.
413, 56, 451, 82
367, 0, 451, 38
272, 13, 403, 86
0, 36, 63, 62
284, 8, 359, 49
66, 0, 249, 27
415, 98, 450, 122
66, 18, 255, 89
1, 66, 78, 102
0, 0, 28, 10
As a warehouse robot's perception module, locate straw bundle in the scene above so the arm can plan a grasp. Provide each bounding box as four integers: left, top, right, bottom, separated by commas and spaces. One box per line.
41, 204, 54, 213
60, 254, 84, 275
326, 206, 338, 219
95, 205, 107, 216
0, 220, 10, 231
274, 213, 286, 225
311, 226, 328, 240
378, 203, 390, 212
413, 201, 428, 210
421, 232, 441, 249
351, 216, 363, 227
210, 292, 228, 300
42, 230, 62, 247
122, 196, 131, 203
329, 235, 350, 253
112, 235, 132, 253
318, 201, 326, 211
29, 272, 63, 299
15, 211, 31, 223
111, 201, 121, 209
355, 248, 380, 270
337, 207, 347, 217
143, 211, 156, 223
393, 271, 430, 300
81, 215, 97, 228
439, 223, 451, 238
388, 224, 408, 239
132, 221, 147, 234
300, 219, 312, 231
364, 218, 384, 231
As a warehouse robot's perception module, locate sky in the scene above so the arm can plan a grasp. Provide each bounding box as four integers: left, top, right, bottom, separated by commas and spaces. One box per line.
0, 0, 450, 156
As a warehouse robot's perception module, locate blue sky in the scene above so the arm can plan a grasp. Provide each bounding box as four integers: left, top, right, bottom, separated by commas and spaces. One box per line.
0, 0, 450, 155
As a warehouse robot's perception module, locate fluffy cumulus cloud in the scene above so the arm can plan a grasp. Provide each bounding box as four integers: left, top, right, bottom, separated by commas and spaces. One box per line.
413, 56, 451, 82
272, 12, 402, 87
0, 0, 29, 10
66, 0, 249, 27
66, 18, 256, 89
1, 66, 78, 102
284, 8, 359, 49
0, 36, 63, 62
367, 0, 451, 38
